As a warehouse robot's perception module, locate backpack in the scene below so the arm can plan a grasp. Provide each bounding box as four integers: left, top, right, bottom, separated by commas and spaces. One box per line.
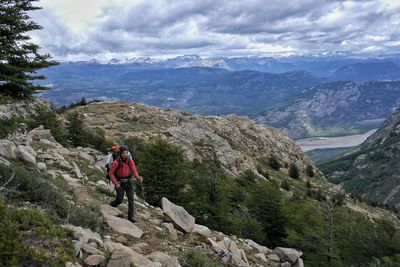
105, 145, 132, 182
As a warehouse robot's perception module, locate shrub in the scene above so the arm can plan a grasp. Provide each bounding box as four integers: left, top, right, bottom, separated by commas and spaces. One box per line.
0, 116, 25, 139
288, 163, 300, 179
306, 164, 315, 177
67, 205, 104, 231
268, 155, 282, 170
0, 163, 70, 218
281, 179, 290, 191
179, 250, 220, 267
0, 202, 74, 266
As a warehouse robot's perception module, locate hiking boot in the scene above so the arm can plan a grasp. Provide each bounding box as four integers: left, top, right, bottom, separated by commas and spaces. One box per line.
128, 217, 136, 223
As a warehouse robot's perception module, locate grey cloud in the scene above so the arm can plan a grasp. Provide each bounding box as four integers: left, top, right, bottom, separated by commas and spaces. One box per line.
31, 0, 400, 59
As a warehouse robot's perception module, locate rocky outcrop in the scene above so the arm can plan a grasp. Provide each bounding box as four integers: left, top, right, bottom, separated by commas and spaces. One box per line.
71, 101, 322, 178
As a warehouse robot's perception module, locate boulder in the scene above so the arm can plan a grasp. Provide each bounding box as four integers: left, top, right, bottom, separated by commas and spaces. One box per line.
246, 239, 271, 254
254, 253, 267, 262
294, 258, 304, 267
72, 162, 83, 179
208, 238, 224, 253
63, 225, 103, 247
106, 250, 132, 267
192, 224, 211, 237
104, 214, 143, 238
0, 140, 17, 159
281, 262, 291, 267
274, 247, 303, 264
27, 126, 57, 142
37, 162, 47, 171
147, 251, 171, 264
161, 197, 195, 233
267, 253, 281, 262
15, 145, 36, 165
81, 243, 104, 255
84, 254, 106, 266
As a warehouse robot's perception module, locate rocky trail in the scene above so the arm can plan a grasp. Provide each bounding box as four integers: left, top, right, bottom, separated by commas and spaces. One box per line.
0, 124, 304, 267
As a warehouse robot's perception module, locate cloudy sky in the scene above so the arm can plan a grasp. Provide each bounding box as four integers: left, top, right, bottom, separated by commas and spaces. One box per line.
29, 0, 400, 61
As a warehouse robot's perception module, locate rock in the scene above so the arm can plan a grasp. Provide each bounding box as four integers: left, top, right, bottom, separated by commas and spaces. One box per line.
107, 250, 132, 267
246, 239, 271, 254
37, 162, 47, 171
63, 225, 103, 247
27, 127, 57, 142
15, 145, 36, 165
281, 262, 291, 267
148, 218, 163, 225
254, 253, 267, 262
267, 253, 281, 262
72, 162, 83, 179
97, 180, 108, 187
65, 262, 82, 267
147, 251, 171, 264
192, 224, 211, 237
240, 249, 249, 264
208, 238, 224, 253
105, 242, 154, 267
81, 243, 104, 255
104, 214, 143, 238
162, 222, 178, 240
216, 232, 225, 241
294, 258, 304, 267
100, 204, 122, 217
161, 197, 195, 233
222, 237, 249, 266
73, 241, 82, 256
84, 254, 106, 266
0, 140, 17, 159
0, 156, 10, 166
162, 256, 181, 267
274, 247, 303, 264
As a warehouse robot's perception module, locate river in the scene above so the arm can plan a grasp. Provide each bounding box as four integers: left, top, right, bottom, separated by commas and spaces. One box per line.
295, 129, 378, 152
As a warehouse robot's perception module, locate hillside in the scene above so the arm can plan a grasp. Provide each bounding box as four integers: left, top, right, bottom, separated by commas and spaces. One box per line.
1, 98, 400, 267
255, 81, 400, 139
320, 107, 400, 211
329, 61, 400, 82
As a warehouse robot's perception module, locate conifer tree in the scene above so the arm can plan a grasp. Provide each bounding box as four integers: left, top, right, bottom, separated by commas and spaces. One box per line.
0, 0, 57, 97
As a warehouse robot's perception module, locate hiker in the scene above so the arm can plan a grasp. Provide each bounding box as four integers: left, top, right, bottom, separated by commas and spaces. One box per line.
108, 145, 143, 223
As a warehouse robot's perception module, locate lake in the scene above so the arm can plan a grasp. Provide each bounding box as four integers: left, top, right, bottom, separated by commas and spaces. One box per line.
295, 129, 378, 152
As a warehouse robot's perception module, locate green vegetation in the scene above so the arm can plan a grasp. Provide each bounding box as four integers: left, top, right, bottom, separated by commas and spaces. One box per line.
67, 205, 104, 232
288, 163, 300, 179
0, 0, 58, 98
129, 138, 400, 266
179, 250, 220, 267
28, 105, 68, 146
0, 116, 26, 138
0, 201, 74, 267
65, 111, 114, 152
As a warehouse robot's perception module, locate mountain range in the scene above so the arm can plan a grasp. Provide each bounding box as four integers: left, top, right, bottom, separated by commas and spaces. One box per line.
36, 55, 400, 139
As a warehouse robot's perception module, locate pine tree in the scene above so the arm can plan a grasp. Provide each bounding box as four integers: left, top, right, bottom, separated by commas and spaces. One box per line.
0, 0, 57, 98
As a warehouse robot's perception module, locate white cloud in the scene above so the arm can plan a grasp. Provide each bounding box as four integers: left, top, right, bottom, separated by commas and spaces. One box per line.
27, 0, 400, 60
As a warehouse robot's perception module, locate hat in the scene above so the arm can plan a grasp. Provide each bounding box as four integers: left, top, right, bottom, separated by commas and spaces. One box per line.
119, 145, 129, 154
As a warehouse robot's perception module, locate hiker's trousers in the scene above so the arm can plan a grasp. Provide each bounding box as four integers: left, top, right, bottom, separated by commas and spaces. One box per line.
111, 180, 135, 219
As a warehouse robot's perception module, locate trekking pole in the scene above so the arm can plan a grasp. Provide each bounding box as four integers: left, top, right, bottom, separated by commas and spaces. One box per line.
140, 181, 146, 202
